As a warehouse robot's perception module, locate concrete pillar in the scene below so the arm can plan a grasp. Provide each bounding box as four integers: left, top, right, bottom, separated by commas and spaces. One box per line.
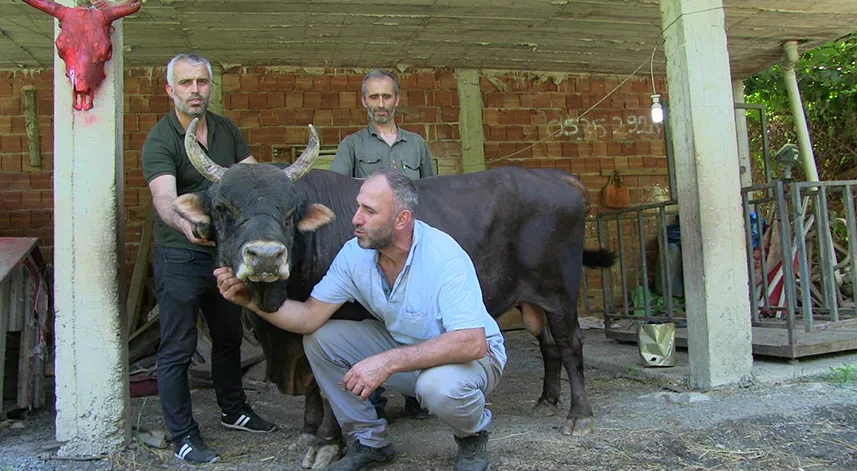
53, 0, 130, 456
456, 69, 486, 174
732, 79, 752, 188
659, 0, 753, 389
210, 61, 224, 115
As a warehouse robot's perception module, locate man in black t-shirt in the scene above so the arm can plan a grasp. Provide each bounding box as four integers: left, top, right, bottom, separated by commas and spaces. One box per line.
142, 53, 276, 464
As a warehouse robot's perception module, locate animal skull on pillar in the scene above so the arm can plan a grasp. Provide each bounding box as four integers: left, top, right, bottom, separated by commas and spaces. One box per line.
21, 0, 142, 111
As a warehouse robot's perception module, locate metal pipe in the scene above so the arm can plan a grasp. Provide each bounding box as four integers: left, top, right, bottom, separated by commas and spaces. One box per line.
782, 40, 820, 182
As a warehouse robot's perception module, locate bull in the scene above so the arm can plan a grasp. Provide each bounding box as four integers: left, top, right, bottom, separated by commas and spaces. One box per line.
173, 117, 613, 468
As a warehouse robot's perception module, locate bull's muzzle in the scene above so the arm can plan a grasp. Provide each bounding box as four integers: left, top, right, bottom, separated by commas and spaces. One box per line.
236, 241, 290, 282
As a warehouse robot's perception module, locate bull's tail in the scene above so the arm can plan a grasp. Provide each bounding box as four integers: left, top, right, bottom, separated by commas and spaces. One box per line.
583, 248, 615, 268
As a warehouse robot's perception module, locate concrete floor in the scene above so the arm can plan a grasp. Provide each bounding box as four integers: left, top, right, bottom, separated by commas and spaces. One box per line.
581, 326, 857, 387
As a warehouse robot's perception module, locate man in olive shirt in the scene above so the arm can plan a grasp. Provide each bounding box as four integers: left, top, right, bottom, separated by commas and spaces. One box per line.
330, 69, 433, 421
142, 53, 276, 464
330, 69, 436, 179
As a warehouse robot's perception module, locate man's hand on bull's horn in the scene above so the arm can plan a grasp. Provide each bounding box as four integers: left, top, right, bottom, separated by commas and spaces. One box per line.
179, 219, 215, 246
215, 267, 256, 309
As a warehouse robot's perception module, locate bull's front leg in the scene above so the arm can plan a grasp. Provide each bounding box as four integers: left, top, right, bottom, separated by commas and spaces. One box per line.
298, 384, 343, 470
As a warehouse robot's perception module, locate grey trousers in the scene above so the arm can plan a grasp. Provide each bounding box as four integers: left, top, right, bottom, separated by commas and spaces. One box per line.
303, 319, 503, 448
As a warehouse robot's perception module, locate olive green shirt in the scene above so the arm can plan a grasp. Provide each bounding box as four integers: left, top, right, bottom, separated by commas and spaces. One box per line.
142, 110, 251, 254
330, 124, 436, 179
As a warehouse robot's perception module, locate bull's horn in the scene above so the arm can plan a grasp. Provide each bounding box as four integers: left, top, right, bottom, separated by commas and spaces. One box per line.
283, 124, 319, 181
20, 0, 70, 21
185, 117, 226, 182
99, 0, 142, 23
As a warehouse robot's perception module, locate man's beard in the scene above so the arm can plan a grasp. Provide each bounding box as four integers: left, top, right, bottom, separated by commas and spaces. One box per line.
356, 220, 395, 250
175, 93, 210, 117
368, 106, 395, 124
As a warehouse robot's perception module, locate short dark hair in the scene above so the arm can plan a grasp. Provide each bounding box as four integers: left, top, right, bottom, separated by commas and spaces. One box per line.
362, 69, 400, 97
368, 168, 418, 214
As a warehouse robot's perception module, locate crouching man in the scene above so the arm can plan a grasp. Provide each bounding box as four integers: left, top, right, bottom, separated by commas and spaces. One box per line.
215, 168, 505, 471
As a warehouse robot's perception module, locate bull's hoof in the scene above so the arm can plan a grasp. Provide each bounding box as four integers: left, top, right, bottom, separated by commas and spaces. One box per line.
300, 438, 342, 470
311, 443, 342, 470
531, 398, 562, 418
300, 445, 318, 469
562, 416, 594, 437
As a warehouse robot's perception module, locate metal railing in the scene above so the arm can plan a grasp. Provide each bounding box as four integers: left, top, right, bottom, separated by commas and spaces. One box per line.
742, 180, 857, 340
583, 200, 686, 329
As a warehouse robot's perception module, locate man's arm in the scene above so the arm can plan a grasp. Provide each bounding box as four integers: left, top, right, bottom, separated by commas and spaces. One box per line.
239, 155, 257, 164
329, 138, 356, 177
215, 267, 342, 334
419, 139, 436, 177
148, 175, 213, 246
342, 328, 486, 400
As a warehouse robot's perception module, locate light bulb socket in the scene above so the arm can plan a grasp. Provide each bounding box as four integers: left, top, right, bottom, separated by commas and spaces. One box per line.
650, 94, 664, 124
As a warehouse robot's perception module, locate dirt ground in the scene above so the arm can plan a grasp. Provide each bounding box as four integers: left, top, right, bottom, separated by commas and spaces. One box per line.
2, 329, 857, 471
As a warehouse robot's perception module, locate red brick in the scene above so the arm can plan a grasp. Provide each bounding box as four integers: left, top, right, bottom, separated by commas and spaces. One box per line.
240, 74, 260, 92
0, 115, 11, 134
329, 75, 349, 91
248, 92, 268, 109
260, 109, 278, 126
9, 210, 29, 229
304, 92, 322, 109
30, 209, 52, 229
11, 116, 25, 134
21, 191, 42, 209
415, 74, 434, 90
332, 110, 351, 126
321, 93, 338, 109
150, 96, 170, 114
277, 74, 297, 90
1, 155, 22, 172
0, 210, 9, 229
267, 91, 285, 109
222, 73, 240, 91
9, 174, 29, 190
285, 92, 304, 108
128, 95, 147, 113
313, 75, 331, 89
2, 135, 23, 153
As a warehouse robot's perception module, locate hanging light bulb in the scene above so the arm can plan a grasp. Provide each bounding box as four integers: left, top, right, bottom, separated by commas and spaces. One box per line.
650, 94, 664, 124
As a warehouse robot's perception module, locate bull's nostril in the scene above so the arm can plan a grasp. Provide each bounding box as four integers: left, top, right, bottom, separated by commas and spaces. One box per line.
243, 243, 287, 263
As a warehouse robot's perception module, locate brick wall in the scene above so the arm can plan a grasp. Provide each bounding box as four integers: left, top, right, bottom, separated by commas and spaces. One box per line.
0, 67, 669, 313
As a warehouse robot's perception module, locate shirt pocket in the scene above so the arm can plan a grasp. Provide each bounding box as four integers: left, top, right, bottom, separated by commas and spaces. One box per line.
399, 153, 422, 180
356, 154, 383, 178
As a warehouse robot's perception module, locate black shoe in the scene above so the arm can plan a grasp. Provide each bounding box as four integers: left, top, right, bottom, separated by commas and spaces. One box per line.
327, 441, 395, 471
221, 407, 278, 433
404, 395, 429, 420
454, 431, 491, 471
174, 433, 219, 463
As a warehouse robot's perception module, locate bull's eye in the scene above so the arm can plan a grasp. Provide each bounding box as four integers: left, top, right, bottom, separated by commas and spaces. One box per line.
214, 203, 234, 222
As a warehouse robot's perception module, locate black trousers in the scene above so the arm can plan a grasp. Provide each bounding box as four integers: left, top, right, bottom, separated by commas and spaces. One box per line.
153, 246, 247, 441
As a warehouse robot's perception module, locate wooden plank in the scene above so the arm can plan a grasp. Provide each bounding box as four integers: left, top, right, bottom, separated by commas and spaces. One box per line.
0, 238, 38, 284
129, 306, 160, 364
126, 207, 154, 338
7, 268, 23, 333
606, 325, 857, 359
16, 268, 33, 410
600, 169, 668, 177
22, 87, 40, 168
0, 277, 9, 419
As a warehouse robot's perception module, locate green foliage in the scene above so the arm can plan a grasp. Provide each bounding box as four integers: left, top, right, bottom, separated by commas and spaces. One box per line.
743, 33, 857, 183
825, 363, 857, 385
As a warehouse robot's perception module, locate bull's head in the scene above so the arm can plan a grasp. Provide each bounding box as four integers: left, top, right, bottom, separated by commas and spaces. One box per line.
22, 0, 142, 110
173, 118, 336, 312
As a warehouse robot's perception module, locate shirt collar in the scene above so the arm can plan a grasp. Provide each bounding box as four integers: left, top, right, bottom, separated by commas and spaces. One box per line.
367, 123, 406, 143
373, 220, 423, 268
168, 109, 217, 138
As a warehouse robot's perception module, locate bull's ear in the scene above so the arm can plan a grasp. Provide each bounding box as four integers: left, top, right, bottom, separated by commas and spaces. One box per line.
296, 203, 335, 232
173, 192, 213, 240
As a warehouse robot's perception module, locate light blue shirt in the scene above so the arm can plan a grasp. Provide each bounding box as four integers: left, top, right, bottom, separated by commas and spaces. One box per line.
311, 220, 507, 368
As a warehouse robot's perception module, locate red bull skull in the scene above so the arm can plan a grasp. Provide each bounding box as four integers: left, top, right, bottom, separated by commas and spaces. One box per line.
21, 0, 142, 111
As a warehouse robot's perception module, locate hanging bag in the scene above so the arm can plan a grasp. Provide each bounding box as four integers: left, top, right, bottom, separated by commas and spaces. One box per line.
602, 170, 631, 209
